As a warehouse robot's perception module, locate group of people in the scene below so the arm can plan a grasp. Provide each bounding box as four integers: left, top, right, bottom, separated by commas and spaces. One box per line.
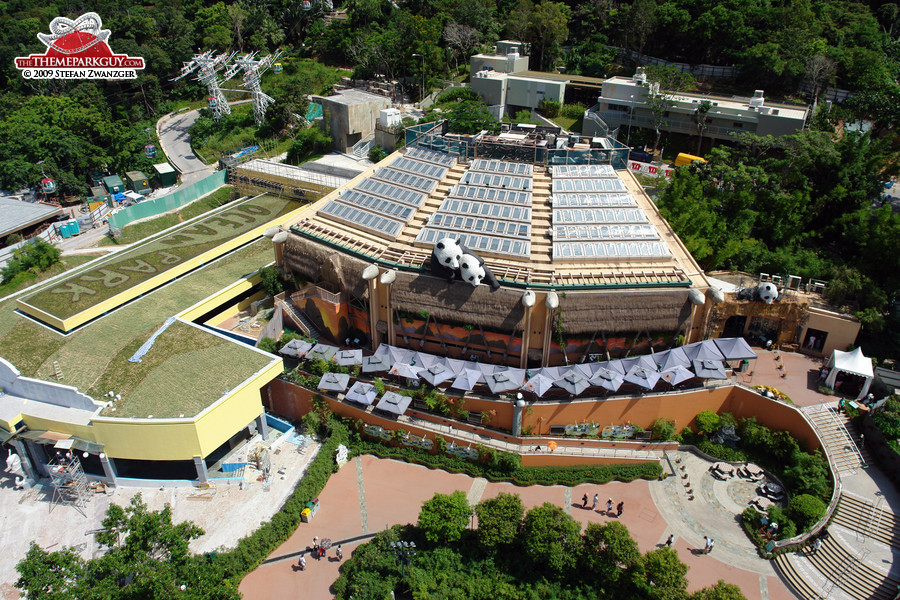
582, 493, 624, 517
297, 536, 343, 571
702, 535, 716, 554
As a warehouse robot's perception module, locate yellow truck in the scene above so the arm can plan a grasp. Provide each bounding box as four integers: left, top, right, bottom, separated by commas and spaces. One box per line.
674, 153, 707, 167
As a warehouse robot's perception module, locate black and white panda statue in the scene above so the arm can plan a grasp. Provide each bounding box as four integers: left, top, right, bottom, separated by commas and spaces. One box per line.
430, 237, 464, 283
459, 252, 500, 291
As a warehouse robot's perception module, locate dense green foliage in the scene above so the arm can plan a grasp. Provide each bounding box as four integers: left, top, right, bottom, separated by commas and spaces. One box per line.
1, 240, 61, 285
872, 395, 900, 453
16, 495, 238, 600
334, 491, 746, 600
657, 131, 900, 343
418, 490, 473, 543
684, 413, 832, 539
258, 265, 284, 297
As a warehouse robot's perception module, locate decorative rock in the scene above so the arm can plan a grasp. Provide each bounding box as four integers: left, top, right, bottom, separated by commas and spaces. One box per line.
272, 231, 288, 244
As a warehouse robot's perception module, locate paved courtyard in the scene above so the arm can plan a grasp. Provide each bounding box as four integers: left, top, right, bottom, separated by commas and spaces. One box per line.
239, 452, 797, 600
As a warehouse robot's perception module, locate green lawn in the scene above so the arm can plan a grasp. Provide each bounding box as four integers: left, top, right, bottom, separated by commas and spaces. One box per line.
21, 195, 298, 320
93, 320, 273, 418
550, 115, 584, 133
98, 186, 235, 247
0, 238, 274, 393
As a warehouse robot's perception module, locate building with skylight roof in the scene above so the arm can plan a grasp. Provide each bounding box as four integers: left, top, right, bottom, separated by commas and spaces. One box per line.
276, 124, 718, 368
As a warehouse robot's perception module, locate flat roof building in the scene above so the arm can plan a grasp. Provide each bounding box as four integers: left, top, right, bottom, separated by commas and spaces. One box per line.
584, 71, 810, 141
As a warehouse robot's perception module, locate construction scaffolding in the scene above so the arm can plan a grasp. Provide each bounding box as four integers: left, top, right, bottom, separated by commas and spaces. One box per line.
47, 452, 91, 516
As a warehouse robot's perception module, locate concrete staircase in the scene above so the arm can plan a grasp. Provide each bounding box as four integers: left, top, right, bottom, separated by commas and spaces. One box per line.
803, 405, 865, 472
280, 301, 321, 341
833, 493, 900, 550
774, 528, 900, 600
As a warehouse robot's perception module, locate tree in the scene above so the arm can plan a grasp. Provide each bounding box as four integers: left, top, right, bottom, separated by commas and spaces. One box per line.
444, 22, 482, 73
632, 547, 689, 600
418, 491, 472, 544
1, 240, 62, 284
475, 492, 524, 548
259, 266, 284, 297
446, 100, 501, 134
691, 580, 747, 600
643, 65, 695, 150
16, 495, 236, 600
520, 502, 581, 573
695, 410, 720, 434
803, 54, 836, 115
694, 99, 712, 155
581, 521, 640, 584
525, 2, 571, 71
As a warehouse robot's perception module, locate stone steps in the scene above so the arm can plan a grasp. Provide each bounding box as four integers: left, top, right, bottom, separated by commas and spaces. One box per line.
834, 494, 900, 550
804, 407, 863, 472
772, 552, 826, 600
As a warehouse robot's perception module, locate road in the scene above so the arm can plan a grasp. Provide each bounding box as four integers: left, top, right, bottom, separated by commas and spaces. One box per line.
156, 109, 216, 186
156, 100, 252, 186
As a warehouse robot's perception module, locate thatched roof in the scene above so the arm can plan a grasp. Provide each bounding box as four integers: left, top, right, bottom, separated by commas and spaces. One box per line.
560, 289, 692, 334
284, 231, 692, 334
283, 233, 369, 298
391, 272, 527, 330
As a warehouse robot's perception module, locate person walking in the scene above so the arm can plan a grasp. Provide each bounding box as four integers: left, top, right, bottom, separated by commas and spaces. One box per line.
666, 534, 674, 547
708, 538, 715, 554
336, 545, 343, 561
582, 493, 589, 508
592, 494, 599, 511
297, 555, 306, 570
312, 536, 319, 556
606, 498, 613, 514
703, 536, 712, 554
616, 501, 624, 517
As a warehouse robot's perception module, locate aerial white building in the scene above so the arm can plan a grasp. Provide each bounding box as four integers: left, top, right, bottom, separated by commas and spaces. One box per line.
583, 71, 810, 141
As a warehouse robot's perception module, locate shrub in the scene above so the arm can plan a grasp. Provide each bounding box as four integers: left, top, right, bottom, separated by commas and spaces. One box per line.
367, 145, 388, 163
287, 126, 332, 163
514, 109, 534, 124
257, 337, 278, 353
787, 494, 827, 532
538, 99, 561, 118
259, 265, 283, 297
695, 410, 720, 433
1, 239, 61, 284
651, 417, 676, 441
435, 87, 480, 104
561, 102, 586, 119
697, 440, 747, 462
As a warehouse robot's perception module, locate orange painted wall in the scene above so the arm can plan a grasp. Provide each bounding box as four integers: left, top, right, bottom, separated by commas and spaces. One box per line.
723, 386, 822, 452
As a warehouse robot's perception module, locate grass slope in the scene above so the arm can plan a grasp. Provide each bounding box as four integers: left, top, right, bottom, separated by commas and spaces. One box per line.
93, 321, 272, 418
0, 239, 273, 393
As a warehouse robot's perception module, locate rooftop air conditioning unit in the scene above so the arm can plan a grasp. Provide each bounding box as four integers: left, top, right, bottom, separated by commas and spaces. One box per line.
749, 90, 765, 108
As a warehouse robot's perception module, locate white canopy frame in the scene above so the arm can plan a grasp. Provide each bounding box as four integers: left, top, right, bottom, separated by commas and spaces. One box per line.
825, 347, 873, 399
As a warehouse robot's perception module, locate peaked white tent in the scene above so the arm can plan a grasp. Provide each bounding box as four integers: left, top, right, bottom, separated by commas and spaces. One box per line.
825, 347, 874, 399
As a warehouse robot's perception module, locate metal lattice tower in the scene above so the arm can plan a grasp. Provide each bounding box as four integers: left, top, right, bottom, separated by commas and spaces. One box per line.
47, 452, 91, 516
234, 51, 283, 125
173, 51, 236, 122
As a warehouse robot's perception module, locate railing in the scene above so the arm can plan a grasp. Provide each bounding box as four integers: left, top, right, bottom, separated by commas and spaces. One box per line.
351, 133, 375, 158
595, 110, 750, 138
290, 285, 343, 305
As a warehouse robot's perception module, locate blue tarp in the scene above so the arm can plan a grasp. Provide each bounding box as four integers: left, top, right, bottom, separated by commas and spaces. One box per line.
129, 317, 176, 363
221, 462, 248, 473
113, 192, 126, 202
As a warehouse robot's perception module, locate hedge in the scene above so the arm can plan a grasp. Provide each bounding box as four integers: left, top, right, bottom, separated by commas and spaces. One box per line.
350, 437, 663, 486
214, 421, 350, 581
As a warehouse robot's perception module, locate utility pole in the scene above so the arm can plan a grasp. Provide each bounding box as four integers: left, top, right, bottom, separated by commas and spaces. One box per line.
412, 53, 425, 103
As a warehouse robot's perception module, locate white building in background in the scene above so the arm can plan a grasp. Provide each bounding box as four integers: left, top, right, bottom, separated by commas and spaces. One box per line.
583, 71, 810, 141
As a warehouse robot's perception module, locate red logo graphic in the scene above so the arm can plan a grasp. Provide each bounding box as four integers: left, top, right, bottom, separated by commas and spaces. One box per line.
15, 13, 145, 79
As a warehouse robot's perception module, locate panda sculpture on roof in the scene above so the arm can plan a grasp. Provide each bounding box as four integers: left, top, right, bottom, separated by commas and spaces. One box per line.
430, 237, 500, 290
430, 237, 463, 283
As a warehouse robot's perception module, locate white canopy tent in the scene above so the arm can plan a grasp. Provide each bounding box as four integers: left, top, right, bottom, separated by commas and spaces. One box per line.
825, 347, 874, 399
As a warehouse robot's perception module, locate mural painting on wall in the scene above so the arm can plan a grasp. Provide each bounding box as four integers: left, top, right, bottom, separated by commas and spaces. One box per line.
302, 298, 369, 345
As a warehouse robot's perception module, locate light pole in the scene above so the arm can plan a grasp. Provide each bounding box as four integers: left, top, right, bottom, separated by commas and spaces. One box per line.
626, 94, 635, 146
389, 540, 416, 578
412, 53, 425, 102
